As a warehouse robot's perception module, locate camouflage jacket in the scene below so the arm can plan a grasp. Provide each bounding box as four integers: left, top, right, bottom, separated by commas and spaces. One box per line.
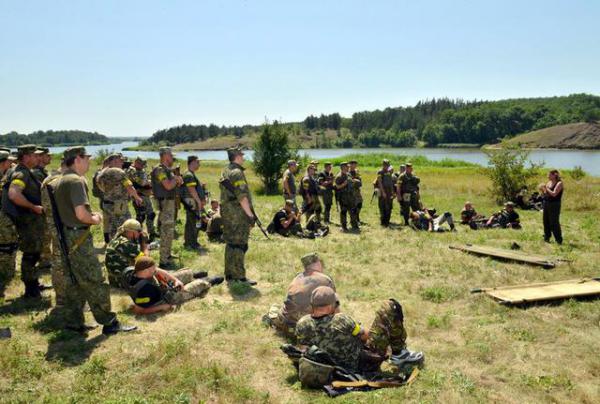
98, 167, 132, 201
126, 166, 152, 196
105, 235, 142, 283
296, 313, 363, 371
398, 172, 420, 194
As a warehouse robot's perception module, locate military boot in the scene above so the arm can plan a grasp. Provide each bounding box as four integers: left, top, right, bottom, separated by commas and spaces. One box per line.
23, 281, 42, 299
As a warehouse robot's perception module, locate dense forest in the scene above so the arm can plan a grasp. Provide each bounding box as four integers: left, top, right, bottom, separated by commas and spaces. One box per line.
140, 93, 600, 148
0, 130, 111, 147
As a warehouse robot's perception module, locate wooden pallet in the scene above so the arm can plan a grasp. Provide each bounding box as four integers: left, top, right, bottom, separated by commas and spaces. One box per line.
449, 244, 556, 268
471, 278, 600, 305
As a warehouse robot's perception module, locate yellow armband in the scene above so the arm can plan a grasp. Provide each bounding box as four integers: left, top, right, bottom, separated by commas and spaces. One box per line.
11, 179, 26, 189
352, 323, 361, 336
134, 297, 150, 304
123, 179, 133, 187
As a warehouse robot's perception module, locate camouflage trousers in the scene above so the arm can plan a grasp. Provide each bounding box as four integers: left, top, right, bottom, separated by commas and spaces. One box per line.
339, 203, 359, 230
0, 212, 18, 298
16, 214, 44, 283
321, 190, 333, 223
378, 195, 393, 226
222, 204, 251, 280
163, 269, 211, 305
224, 243, 248, 280
265, 303, 296, 339
134, 195, 156, 236
101, 200, 111, 236
302, 198, 322, 222
400, 192, 420, 224
157, 199, 176, 263
49, 232, 66, 305
62, 229, 116, 327
103, 199, 131, 239
183, 197, 200, 247
365, 299, 407, 357
39, 221, 52, 268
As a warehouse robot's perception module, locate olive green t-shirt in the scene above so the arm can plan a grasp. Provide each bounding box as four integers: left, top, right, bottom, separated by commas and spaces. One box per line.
54, 169, 91, 227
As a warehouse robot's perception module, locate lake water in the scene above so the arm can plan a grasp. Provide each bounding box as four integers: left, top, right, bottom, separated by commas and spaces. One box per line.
48, 142, 600, 176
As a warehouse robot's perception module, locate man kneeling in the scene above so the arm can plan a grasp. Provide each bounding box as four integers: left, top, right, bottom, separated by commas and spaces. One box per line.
295, 286, 422, 374
268, 200, 322, 238
127, 256, 223, 315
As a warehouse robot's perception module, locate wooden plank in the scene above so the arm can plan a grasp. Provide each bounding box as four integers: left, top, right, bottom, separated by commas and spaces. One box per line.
450, 244, 556, 268
476, 278, 600, 304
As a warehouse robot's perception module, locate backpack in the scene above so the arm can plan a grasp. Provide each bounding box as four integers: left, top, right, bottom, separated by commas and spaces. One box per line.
298, 346, 336, 388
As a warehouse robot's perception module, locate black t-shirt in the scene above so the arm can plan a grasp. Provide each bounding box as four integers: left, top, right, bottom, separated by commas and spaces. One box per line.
129, 275, 164, 308
273, 210, 289, 233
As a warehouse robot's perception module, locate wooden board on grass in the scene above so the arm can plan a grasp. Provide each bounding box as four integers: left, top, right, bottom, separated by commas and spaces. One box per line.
473, 278, 600, 305
450, 244, 556, 268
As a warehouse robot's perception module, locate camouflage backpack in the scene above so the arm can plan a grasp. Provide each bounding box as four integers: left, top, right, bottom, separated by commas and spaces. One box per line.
298, 346, 336, 388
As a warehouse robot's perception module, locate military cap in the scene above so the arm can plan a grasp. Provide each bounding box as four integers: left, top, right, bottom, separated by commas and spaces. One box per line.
287, 159, 297, 166
400, 164, 406, 168
310, 160, 319, 165
122, 219, 143, 232
285, 199, 295, 206
226, 147, 244, 159
339, 161, 348, 167
63, 146, 91, 160
311, 286, 338, 307
405, 162, 413, 167
159, 146, 173, 156
134, 256, 155, 272
324, 162, 332, 166
17, 144, 38, 157
349, 160, 358, 164
106, 153, 122, 162
187, 155, 199, 164
382, 159, 390, 165
0, 151, 10, 162
35, 146, 50, 154
134, 155, 146, 163
301, 252, 321, 268
505, 201, 515, 207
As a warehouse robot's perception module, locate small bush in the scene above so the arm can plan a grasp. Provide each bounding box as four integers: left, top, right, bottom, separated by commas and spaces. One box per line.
569, 165, 586, 181
252, 122, 296, 195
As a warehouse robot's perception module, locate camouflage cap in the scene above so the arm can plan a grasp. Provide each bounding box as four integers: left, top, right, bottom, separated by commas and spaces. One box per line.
226, 147, 244, 159
35, 146, 50, 154
310, 160, 319, 165
324, 161, 332, 166
159, 146, 173, 156
0, 151, 10, 162
405, 162, 413, 167
311, 286, 338, 307
301, 252, 321, 268
505, 201, 515, 207
382, 158, 390, 165
63, 146, 91, 160
17, 144, 38, 157
122, 219, 143, 232
134, 256, 155, 272
134, 155, 146, 164
339, 161, 348, 167
287, 159, 297, 166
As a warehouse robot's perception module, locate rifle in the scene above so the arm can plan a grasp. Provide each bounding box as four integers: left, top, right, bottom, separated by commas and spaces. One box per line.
46, 183, 77, 284
219, 178, 270, 239
180, 197, 202, 220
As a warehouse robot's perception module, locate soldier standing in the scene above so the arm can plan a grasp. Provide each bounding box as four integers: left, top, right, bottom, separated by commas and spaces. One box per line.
97, 154, 143, 239
53, 146, 136, 334
300, 164, 322, 222
92, 157, 110, 243
348, 160, 363, 224
219, 147, 257, 286
32, 147, 53, 270
334, 162, 359, 232
317, 162, 334, 224
181, 155, 206, 250
126, 156, 157, 240
2, 145, 46, 298
282, 160, 298, 208
40, 159, 67, 305
151, 147, 183, 268
376, 159, 395, 227
0, 151, 18, 301
396, 163, 421, 225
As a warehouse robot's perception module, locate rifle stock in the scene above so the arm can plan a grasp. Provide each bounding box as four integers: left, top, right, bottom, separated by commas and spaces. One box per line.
46, 184, 77, 284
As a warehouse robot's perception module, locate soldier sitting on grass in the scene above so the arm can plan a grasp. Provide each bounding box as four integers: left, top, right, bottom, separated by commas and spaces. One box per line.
294, 286, 423, 375
460, 201, 486, 225
105, 219, 149, 287
127, 256, 224, 315
410, 208, 455, 232
267, 200, 325, 239
476, 201, 521, 230
264, 253, 335, 338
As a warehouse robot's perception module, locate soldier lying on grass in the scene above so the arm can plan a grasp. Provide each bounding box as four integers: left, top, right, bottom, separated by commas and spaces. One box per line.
127, 256, 224, 315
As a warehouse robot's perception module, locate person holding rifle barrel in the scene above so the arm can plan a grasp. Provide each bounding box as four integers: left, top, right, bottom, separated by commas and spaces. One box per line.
126, 156, 157, 241
219, 147, 260, 286
181, 155, 206, 251
52, 146, 136, 335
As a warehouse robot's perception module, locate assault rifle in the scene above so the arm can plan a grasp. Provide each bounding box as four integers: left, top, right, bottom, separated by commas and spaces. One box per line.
219, 178, 270, 239
180, 197, 202, 221
46, 184, 77, 284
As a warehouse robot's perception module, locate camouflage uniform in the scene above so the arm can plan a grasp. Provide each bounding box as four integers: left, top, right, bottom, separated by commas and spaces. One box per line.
334, 168, 358, 230
376, 167, 395, 226
282, 168, 297, 207
300, 173, 322, 221
92, 168, 111, 240
97, 167, 132, 239
296, 299, 408, 372
33, 166, 52, 268
397, 171, 420, 225
181, 169, 204, 248
206, 211, 224, 242
105, 234, 143, 287
2, 163, 44, 289
126, 165, 156, 237
267, 271, 335, 337
0, 162, 18, 298
151, 163, 177, 264
54, 167, 117, 328
130, 268, 211, 306
349, 168, 363, 222
219, 161, 253, 280
317, 168, 334, 223
41, 171, 67, 305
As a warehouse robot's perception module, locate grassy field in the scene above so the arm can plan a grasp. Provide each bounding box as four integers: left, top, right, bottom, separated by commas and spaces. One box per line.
1, 156, 599, 403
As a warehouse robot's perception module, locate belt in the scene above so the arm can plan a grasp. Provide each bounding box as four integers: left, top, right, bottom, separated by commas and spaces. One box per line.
65, 225, 90, 230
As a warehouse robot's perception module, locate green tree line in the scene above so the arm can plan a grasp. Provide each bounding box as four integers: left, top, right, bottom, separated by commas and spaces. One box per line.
0, 130, 110, 147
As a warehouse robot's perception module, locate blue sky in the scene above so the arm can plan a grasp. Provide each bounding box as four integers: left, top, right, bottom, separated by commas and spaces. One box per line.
1, 0, 599, 137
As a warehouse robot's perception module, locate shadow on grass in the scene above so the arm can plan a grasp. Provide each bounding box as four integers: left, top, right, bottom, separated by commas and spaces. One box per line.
0, 296, 51, 316
227, 282, 262, 301
508, 294, 600, 310
45, 332, 107, 366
